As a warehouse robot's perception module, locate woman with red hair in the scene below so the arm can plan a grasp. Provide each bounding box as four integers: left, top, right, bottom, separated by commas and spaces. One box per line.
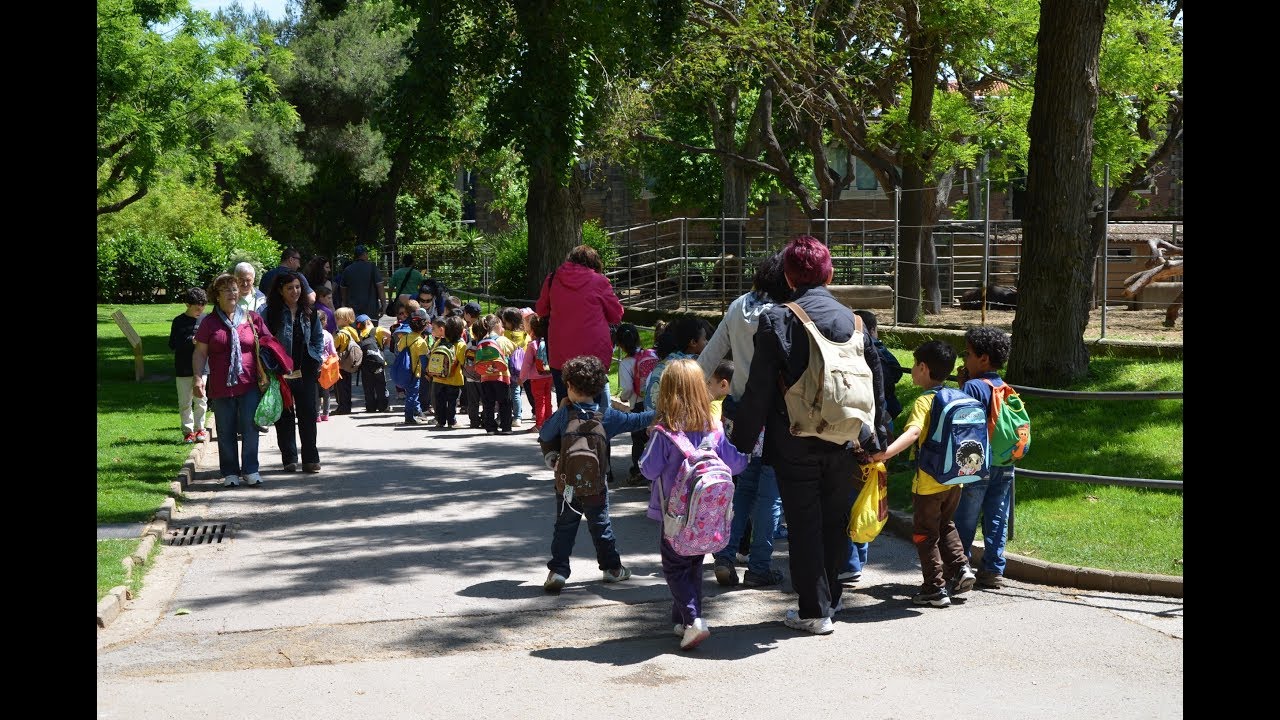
729, 235, 890, 635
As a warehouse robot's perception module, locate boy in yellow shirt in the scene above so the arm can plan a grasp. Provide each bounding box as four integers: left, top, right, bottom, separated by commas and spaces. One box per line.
477, 314, 517, 434
428, 316, 468, 430
398, 309, 432, 425
871, 340, 976, 608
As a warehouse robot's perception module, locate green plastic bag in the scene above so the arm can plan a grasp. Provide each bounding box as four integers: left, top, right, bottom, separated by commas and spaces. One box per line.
254, 374, 283, 426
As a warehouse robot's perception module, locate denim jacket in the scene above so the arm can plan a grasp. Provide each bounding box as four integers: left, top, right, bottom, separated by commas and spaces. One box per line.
275, 305, 325, 364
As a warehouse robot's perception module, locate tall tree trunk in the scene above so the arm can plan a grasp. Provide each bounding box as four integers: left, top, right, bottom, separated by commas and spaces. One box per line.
721, 163, 752, 256
895, 28, 941, 323
1008, 0, 1108, 386
920, 167, 953, 314
525, 158, 583, 298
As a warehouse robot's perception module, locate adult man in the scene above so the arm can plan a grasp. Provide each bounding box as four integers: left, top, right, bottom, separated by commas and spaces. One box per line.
233, 262, 268, 314
730, 235, 890, 636
260, 247, 315, 303
341, 244, 384, 321
386, 253, 424, 315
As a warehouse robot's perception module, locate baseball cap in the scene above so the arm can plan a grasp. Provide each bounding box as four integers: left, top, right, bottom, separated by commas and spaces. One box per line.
354, 244, 369, 257
412, 308, 430, 321
462, 301, 482, 317
355, 314, 371, 323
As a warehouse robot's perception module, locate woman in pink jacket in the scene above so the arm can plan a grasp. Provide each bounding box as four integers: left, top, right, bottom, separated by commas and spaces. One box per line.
535, 244, 624, 405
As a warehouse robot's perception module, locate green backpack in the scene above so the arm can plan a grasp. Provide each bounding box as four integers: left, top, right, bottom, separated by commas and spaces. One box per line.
983, 378, 1031, 466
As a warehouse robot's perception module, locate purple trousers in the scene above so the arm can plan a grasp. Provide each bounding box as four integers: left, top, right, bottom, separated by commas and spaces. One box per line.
660, 530, 706, 627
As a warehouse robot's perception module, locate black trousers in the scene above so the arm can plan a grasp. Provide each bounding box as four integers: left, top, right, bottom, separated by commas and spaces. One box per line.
335, 370, 353, 413
480, 380, 512, 432
464, 381, 482, 425
434, 383, 461, 426
275, 364, 320, 466
773, 448, 859, 620
361, 365, 388, 412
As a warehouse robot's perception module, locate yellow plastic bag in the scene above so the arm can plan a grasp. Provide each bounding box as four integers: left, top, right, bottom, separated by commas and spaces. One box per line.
848, 461, 888, 544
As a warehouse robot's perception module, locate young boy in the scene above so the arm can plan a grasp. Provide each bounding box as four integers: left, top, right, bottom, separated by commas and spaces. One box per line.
537, 355, 655, 592
461, 302, 483, 427
398, 309, 432, 425
500, 307, 529, 427
315, 285, 338, 335
477, 314, 517, 434
430, 315, 468, 430
871, 340, 976, 607
169, 287, 209, 443
953, 325, 1015, 589
707, 360, 732, 425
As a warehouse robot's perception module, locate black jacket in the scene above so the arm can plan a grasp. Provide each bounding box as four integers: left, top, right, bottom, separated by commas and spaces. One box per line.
729, 285, 890, 463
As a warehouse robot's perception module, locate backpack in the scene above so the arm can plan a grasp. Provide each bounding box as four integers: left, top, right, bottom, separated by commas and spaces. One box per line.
388, 339, 415, 388
654, 424, 736, 556
631, 348, 660, 397
338, 327, 363, 373
554, 409, 609, 504
462, 338, 480, 382
474, 337, 509, 377
426, 341, 456, 380
358, 331, 385, 372
533, 338, 551, 374
780, 302, 875, 445
982, 378, 1031, 466
916, 386, 989, 485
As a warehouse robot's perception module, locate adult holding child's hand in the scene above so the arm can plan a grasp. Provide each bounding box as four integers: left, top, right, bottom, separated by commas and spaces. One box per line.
535, 244, 624, 406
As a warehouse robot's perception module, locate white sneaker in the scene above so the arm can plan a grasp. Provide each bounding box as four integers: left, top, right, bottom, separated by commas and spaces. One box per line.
244, 472, 264, 486
680, 618, 710, 650
837, 570, 862, 582
602, 566, 632, 583
784, 608, 834, 635
544, 571, 566, 592
223, 474, 241, 487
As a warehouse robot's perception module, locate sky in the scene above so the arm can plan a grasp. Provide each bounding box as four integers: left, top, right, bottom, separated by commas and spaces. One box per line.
188, 0, 291, 21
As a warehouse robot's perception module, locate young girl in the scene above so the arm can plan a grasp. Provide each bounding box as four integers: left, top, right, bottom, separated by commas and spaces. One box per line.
522, 315, 554, 432
639, 359, 749, 650
614, 323, 650, 485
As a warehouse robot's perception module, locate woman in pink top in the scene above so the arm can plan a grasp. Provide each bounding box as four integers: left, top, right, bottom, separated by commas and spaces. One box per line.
534, 244, 624, 405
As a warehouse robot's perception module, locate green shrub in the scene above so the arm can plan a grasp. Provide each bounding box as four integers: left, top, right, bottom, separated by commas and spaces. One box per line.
489, 227, 530, 301
580, 219, 618, 269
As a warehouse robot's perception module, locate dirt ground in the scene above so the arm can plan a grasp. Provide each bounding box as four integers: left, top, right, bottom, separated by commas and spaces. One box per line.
884, 303, 1183, 344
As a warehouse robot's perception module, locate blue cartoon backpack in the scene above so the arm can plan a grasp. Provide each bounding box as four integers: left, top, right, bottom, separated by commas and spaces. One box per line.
915, 386, 989, 485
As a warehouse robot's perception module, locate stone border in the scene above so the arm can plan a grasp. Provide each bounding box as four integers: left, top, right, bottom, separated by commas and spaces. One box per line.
98, 439, 205, 629
883, 509, 1182, 598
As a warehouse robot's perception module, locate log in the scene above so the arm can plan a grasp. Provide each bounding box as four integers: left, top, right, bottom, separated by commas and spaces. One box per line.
1122, 258, 1183, 297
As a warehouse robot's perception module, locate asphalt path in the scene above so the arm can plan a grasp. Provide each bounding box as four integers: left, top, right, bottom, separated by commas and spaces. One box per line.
97, 383, 1183, 720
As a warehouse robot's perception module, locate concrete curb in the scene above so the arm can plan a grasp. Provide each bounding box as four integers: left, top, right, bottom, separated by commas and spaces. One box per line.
97, 439, 204, 630
883, 508, 1182, 598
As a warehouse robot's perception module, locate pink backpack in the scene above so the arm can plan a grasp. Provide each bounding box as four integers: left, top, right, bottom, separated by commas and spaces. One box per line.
654, 424, 736, 556
632, 348, 659, 397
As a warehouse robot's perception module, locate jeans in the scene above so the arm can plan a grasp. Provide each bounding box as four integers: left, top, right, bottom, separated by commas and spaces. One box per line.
212, 386, 262, 478
843, 481, 869, 574
953, 465, 1014, 576
547, 488, 621, 578
404, 375, 421, 421
510, 380, 523, 422
713, 457, 782, 576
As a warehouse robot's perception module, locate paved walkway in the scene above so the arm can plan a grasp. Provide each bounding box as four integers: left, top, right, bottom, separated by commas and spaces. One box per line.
97, 377, 1183, 719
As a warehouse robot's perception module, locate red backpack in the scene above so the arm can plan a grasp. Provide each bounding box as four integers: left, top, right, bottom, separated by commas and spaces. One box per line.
632, 348, 660, 396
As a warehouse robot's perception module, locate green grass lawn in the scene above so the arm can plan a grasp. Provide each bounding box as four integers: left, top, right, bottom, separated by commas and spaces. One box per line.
97, 538, 161, 601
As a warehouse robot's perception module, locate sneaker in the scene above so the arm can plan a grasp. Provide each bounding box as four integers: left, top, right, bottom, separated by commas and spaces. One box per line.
543, 571, 567, 592
402, 418, 420, 425
244, 472, 264, 486
673, 624, 685, 637
603, 566, 632, 583
302, 463, 321, 473
195, 429, 208, 441
734, 552, 750, 565
680, 618, 710, 650
283, 463, 298, 472
775, 524, 789, 540
319, 415, 329, 422
713, 563, 740, 587
783, 609, 834, 635
912, 585, 951, 607
976, 571, 1005, 589
947, 564, 977, 596
837, 570, 862, 582
623, 471, 648, 487
223, 474, 241, 487
831, 598, 846, 615
512, 419, 523, 427
742, 568, 784, 587
183, 432, 198, 443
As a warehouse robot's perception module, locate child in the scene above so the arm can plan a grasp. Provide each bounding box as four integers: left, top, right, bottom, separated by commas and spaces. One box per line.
169, 287, 209, 443
461, 302, 483, 427
355, 314, 389, 413
522, 314, 555, 432
315, 285, 338, 335
332, 307, 359, 415
430, 315, 468, 430
614, 323, 649, 486
643, 315, 710, 413
501, 307, 528, 427
537, 355, 655, 593
853, 310, 904, 429
316, 324, 337, 422
398, 309, 431, 425
953, 325, 1015, 589
707, 360, 732, 424
870, 340, 976, 608
640, 359, 749, 649
477, 314, 516, 434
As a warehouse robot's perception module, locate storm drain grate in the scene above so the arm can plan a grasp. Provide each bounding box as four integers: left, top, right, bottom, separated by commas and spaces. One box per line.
166, 523, 231, 546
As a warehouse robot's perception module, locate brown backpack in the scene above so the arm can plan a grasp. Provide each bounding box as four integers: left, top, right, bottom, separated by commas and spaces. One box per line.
554, 410, 609, 502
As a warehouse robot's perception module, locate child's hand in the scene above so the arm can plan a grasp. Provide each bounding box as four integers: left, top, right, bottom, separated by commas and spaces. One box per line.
543, 451, 560, 471
956, 366, 970, 383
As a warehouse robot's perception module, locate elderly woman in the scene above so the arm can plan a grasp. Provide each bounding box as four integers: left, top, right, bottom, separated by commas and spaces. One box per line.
534, 244, 624, 405
194, 273, 277, 487
233, 262, 267, 314
264, 271, 326, 473
729, 235, 890, 635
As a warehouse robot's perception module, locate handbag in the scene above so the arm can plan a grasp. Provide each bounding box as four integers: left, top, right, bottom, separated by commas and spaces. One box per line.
848, 461, 889, 544
384, 269, 415, 317
319, 353, 341, 389
250, 314, 270, 393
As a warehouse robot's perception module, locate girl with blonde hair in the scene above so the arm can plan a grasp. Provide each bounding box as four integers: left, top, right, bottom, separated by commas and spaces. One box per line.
639, 359, 749, 650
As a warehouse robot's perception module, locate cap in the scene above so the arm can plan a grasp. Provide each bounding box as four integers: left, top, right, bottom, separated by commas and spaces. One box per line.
355, 314, 371, 323
462, 301, 482, 317
354, 244, 369, 257
412, 308, 430, 321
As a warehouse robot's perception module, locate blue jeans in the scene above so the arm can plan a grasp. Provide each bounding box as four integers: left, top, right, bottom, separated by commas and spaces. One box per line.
212, 387, 262, 478
510, 380, 522, 421
403, 375, 421, 421
953, 465, 1014, 575
842, 483, 869, 574
548, 489, 621, 578
712, 457, 782, 576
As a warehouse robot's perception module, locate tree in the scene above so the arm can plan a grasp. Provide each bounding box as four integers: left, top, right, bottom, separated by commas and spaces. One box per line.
1007, 0, 1109, 386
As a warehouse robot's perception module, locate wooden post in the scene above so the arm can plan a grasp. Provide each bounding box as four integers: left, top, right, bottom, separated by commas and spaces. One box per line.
112, 309, 144, 382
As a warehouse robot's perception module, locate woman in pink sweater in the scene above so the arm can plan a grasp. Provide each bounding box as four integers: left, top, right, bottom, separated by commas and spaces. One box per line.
535, 244, 624, 405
